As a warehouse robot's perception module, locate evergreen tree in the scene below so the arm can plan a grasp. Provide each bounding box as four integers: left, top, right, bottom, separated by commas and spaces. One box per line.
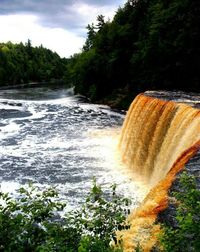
0, 41, 67, 87
67, 0, 200, 108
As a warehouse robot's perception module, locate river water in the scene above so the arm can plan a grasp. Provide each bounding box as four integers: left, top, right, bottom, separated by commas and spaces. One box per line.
0, 87, 142, 208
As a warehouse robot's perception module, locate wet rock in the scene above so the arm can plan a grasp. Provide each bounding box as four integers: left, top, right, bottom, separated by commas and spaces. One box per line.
157, 150, 200, 228
74, 94, 90, 103
0, 101, 22, 106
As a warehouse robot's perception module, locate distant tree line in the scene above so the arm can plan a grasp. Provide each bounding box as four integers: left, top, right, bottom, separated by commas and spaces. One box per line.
0, 0, 199, 108
0, 40, 68, 87
66, 0, 200, 108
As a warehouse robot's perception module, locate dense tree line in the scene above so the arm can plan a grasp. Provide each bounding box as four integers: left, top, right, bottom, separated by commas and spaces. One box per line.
0, 0, 199, 108
67, 0, 200, 108
0, 40, 67, 87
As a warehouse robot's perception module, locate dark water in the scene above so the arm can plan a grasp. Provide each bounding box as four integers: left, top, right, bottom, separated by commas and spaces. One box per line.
145, 90, 200, 108
0, 87, 141, 208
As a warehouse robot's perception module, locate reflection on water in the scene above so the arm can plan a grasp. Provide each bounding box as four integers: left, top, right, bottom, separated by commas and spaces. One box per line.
0, 87, 143, 208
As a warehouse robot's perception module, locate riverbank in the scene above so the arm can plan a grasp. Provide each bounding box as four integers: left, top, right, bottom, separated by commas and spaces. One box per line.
94, 86, 139, 110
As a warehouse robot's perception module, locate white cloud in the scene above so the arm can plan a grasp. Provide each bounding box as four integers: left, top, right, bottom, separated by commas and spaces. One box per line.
0, 14, 85, 57
71, 2, 118, 26
0, 1, 126, 57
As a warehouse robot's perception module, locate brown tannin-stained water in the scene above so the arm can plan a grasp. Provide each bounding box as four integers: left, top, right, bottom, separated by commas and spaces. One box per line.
117, 91, 200, 251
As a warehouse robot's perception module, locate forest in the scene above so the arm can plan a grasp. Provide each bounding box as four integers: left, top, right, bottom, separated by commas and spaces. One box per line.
0, 40, 68, 87
67, 0, 200, 108
0, 0, 200, 108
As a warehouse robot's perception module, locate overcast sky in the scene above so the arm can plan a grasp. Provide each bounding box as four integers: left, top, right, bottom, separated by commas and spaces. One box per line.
0, 0, 126, 58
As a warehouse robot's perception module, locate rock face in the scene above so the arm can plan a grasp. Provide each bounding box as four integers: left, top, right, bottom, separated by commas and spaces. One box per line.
185, 150, 200, 187
157, 150, 200, 228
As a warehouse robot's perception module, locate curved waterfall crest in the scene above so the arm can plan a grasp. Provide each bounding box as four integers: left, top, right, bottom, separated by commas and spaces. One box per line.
117, 93, 200, 251
119, 94, 200, 186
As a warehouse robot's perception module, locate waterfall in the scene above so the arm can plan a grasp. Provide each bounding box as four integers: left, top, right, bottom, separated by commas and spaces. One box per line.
119, 94, 200, 186
117, 94, 200, 251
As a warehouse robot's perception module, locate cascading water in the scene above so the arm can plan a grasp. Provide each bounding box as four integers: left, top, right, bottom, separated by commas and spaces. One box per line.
0, 87, 144, 208
117, 92, 200, 251
1, 88, 199, 251
119, 94, 200, 186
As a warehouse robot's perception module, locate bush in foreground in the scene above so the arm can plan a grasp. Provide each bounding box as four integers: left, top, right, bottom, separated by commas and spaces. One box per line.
159, 171, 200, 252
0, 180, 131, 252
1, 171, 199, 252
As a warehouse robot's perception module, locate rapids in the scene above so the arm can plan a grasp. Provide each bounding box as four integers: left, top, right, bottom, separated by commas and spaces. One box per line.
0, 87, 143, 208
1, 88, 200, 251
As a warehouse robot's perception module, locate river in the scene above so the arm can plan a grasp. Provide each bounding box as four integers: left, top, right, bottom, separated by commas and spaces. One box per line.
0, 87, 142, 208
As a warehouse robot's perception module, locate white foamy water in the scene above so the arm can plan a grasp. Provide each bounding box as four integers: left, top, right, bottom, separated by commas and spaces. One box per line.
0, 87, 144, 208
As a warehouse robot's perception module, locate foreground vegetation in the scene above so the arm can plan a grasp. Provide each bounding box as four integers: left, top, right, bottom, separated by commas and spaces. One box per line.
0, 180, 130, 252
159, 172, 200, 251
0, 172, 199, 251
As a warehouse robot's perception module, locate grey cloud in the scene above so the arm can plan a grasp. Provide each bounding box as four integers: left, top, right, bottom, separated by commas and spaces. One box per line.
0, 0, 125, 33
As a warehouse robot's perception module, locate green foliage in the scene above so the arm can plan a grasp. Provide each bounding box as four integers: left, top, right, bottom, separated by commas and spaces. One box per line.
1, 0, 199, 107
67, 0, 200, 108
0, 184, 66, 251
0, 180, 131, 251
159, 171, 200, 251
0, 41, 67, 86
1, 169, 199, 252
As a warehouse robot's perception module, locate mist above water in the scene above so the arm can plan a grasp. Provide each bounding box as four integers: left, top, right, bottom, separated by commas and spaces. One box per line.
0, 87, 143, 208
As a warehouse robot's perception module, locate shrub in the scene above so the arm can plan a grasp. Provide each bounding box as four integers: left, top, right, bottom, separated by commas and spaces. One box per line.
0, 180, 131, 251
159, 171, 200, 252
